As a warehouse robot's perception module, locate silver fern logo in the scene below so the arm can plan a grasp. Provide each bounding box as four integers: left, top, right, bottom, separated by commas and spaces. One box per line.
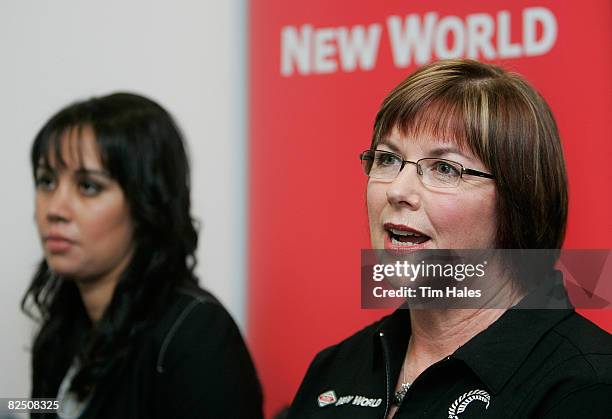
448, 389, 491, 418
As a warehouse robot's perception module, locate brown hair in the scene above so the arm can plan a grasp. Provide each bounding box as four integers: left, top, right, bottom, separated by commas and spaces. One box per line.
371, 59, 568, 250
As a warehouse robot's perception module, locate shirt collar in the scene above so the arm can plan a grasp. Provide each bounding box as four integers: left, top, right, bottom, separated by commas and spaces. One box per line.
453, 271, 573, 394
374, 271, 573, 395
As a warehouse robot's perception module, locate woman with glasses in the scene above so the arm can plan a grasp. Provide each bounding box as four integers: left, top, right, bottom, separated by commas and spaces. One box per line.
23, 93, 263, 418
286, 60, 612, 418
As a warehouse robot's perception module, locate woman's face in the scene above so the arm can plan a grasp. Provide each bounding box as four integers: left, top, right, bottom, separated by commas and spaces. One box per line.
367, 127, 497, 250
35, 126, 134, 283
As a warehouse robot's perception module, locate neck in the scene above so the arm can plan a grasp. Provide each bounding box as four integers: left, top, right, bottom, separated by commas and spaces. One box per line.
413, 308, 504, 356
403, 308, 505, 382
75, 251, 132, 323
396, 259, 527, 388
404, 266, 526, 379
76, 277, 119, 323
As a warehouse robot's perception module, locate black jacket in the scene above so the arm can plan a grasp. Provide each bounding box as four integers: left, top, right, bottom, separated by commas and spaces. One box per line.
287, 295, 612, 417
34, 287, 263, 419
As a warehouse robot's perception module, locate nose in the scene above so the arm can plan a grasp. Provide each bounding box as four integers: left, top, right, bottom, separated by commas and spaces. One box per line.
43, 181, 73, 223
385, 162, 422, 209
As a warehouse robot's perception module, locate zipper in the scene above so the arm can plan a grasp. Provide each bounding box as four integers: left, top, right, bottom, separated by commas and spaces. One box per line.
379, 331, 392, 419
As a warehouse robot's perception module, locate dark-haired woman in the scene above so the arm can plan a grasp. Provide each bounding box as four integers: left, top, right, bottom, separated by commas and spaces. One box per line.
23, 93, 263, 418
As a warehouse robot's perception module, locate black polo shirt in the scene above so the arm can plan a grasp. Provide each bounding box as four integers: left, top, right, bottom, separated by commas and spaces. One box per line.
287, 297, 612, 417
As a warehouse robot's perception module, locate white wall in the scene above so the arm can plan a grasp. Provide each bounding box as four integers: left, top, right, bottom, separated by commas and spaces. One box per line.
0, 0, 247, 399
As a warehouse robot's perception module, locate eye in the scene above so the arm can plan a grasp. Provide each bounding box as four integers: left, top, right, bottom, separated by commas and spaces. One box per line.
375, 151, 401, 167
432, 160, 460, 177
35, 173, 56, 191
79, 179, 103, 196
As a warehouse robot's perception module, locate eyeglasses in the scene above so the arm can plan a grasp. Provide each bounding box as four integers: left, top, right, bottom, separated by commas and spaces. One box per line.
359, 149, 494, 188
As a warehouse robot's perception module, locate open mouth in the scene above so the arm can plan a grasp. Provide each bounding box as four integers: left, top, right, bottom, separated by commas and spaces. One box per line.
385, 225, 431, 247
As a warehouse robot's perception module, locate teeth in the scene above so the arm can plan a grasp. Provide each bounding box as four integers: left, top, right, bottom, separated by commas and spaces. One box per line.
389, 228, 422, 237
391, 237, 422, 246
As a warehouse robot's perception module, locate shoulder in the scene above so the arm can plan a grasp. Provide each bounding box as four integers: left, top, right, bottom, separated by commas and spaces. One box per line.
548, 312, 612, 383
521, 312, 612, 416
553, 311, 612, 351
287, 315, 392, 417
308, 315, 388, 370
292, 315, 388, 399
126, 285, 262, 418
152, 284, 235, 342
149, 284, 244, 373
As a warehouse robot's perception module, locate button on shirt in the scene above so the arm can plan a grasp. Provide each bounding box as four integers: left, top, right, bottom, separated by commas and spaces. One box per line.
287, 287, 612, 418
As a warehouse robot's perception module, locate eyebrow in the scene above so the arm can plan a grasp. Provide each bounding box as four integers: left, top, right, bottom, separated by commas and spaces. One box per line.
36, 164, 111, 179
428, 146, 466, 158
376, 140, 401, 153
377, 141, 473, 162
75, 168, 112, 178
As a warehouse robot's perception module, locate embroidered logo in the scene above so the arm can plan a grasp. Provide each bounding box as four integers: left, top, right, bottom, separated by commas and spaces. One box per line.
318, 390, 338, 407
448, 389, 491, 418
351, 395, 382, 407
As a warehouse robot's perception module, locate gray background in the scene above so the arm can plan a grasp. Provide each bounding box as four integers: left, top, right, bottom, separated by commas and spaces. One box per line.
0, 0, 247, 400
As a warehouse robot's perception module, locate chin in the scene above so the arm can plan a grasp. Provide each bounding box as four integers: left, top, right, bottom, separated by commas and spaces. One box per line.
45, 260, 80, 278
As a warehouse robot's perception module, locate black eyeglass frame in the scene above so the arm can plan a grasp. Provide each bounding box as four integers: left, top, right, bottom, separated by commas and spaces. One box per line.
359, 149, 495, 185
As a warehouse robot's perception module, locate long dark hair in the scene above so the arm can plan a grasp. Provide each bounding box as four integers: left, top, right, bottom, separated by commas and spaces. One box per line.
22, 92, 199, 399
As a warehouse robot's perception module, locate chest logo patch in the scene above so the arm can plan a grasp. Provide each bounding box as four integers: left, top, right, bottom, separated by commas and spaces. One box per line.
317, 391, 383, 408
318, 390, 338, 407
448, 389, 491, 418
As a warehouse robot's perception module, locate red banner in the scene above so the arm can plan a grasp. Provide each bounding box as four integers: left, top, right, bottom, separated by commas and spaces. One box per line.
249, 0, 612, 416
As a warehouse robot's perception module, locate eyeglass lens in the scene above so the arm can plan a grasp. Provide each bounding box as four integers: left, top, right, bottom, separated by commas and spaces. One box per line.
361, 150, 463, 188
